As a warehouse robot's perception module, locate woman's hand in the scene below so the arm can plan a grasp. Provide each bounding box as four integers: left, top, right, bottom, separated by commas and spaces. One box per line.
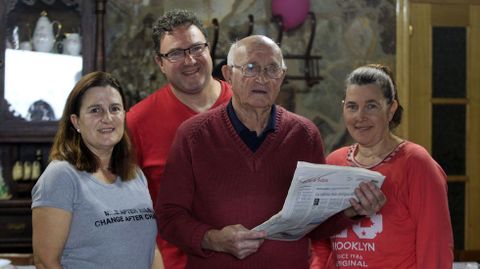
344, 181, 387, 218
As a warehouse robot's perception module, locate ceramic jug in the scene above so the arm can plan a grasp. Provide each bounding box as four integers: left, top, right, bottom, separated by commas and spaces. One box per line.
32, 11, 62, 53
63, 33, 81, 56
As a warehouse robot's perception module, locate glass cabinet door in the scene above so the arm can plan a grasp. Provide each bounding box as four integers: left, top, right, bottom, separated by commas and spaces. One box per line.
0, 0, 95, 141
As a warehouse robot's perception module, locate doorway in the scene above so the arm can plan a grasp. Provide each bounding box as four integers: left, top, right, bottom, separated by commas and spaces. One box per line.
399, 0, 480, 250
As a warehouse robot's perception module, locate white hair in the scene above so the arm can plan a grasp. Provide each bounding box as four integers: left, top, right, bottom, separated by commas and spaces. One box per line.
225, 35, 286, 69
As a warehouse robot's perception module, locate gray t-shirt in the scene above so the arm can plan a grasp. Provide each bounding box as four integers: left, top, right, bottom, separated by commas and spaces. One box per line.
32, 160, 157, 269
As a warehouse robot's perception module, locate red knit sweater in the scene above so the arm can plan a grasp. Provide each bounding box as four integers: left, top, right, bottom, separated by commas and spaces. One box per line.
156, 104, 357, 269
127, 81, 232, 269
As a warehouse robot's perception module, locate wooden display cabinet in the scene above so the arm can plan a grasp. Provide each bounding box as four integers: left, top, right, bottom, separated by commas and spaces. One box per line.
0, 0, 102, 253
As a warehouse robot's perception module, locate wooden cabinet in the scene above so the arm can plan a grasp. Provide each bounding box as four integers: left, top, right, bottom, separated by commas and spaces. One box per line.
0, 0, 103, 252
0, 200, 32, 253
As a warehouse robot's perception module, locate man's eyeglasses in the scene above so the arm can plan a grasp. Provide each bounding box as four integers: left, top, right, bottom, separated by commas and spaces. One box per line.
230, 63, 285, 79
159, 43, 209, 62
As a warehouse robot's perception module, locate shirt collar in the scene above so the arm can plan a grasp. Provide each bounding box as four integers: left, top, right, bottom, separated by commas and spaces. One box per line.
226, 100, 276, 135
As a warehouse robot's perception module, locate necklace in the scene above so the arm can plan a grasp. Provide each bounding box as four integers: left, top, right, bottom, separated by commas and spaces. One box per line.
352, 140, 404, 169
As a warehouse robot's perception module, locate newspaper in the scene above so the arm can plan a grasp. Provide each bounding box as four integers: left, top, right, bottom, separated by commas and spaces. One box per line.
253, 161, 385, 241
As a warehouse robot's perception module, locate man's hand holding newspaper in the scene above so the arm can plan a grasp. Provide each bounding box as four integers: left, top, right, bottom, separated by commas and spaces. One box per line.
253, 161, 385, 241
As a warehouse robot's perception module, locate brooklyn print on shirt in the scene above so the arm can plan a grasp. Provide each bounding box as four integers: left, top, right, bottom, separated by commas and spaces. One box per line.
331, 213, 383, 267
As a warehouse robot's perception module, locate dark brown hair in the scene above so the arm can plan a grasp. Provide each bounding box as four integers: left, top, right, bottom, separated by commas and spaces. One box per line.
50, 71, 137, 180
152, 9, 208, 57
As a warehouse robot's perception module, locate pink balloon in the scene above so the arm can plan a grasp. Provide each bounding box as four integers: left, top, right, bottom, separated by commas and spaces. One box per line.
272, 0, 310, 31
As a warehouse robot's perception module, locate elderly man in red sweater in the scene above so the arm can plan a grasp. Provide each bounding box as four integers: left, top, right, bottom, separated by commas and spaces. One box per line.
155, 35, 386, 269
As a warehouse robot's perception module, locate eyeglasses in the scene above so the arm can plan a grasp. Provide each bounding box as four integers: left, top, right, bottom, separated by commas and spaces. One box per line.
159, 43, 209, 62
230, 63, 285, 79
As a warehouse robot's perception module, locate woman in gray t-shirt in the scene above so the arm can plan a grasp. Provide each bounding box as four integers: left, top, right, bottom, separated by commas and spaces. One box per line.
31, 71, 164, 269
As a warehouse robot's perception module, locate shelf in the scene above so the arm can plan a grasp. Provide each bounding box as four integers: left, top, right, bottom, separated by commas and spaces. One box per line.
0, 199, 31, 208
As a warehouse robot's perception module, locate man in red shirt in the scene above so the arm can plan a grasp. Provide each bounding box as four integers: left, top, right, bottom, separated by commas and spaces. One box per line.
127, 9, 232, 269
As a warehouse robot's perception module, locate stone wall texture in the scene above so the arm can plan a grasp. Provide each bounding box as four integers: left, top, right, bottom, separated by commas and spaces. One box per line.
105, 0, 395, 152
